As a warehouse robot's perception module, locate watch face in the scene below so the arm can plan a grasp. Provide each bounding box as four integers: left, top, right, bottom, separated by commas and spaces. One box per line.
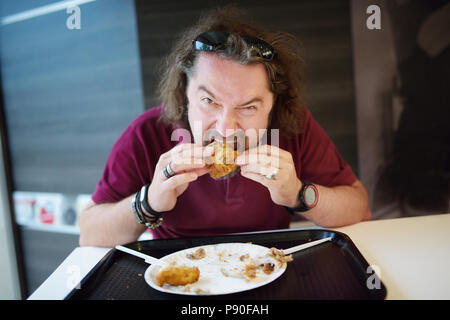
304, 185, 317, 207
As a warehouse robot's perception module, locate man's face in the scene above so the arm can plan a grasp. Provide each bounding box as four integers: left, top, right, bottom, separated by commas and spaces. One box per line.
186, 53, 274, 149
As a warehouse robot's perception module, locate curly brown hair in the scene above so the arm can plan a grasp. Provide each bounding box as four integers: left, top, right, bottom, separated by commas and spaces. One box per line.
157, 5, 307, 137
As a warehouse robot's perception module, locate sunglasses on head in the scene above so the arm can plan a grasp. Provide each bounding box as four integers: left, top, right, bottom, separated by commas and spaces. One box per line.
193, 31, 275, 61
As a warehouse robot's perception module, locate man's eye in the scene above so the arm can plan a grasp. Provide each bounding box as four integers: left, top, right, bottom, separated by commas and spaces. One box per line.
202, 98, 214, 104
239, 106, 257, 114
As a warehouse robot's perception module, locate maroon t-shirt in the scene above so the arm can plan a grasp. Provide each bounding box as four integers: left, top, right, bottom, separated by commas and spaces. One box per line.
92, 105, 357, 239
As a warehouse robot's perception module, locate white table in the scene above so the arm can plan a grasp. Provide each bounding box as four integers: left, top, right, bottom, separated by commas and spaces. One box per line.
28, 213, 450, 300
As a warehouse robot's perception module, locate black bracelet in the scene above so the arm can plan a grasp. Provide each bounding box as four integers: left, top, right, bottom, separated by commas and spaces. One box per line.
139, 184, 155, 216
135, 191, 147, 220
139, 184, 167, 220
134, 190, 150, 222
131, 186, 164, 229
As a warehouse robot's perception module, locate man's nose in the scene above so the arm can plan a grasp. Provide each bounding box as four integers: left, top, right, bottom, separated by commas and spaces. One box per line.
215, 109, 238, 138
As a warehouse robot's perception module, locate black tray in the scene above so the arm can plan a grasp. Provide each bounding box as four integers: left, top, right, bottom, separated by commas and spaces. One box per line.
67, 229, 387, 300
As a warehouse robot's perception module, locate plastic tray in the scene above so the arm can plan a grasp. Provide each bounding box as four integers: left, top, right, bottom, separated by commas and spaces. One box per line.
67, 229, 387, 300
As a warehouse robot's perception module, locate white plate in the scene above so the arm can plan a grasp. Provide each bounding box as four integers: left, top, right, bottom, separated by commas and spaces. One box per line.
144, 242, 287, 296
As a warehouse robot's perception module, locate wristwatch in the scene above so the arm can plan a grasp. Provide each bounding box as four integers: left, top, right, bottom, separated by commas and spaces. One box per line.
284, 181, 319, 214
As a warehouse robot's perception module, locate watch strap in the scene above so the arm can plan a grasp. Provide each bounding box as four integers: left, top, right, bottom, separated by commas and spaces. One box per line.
284, 181, 318, 214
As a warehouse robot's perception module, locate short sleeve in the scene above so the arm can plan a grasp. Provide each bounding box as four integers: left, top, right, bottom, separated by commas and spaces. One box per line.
91, 123, 151, 204
299, 111, 358, 187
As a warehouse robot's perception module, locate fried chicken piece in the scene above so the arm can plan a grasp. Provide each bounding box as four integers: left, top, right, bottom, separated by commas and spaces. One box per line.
207, 141, 238, 179
156, 265, 200, 287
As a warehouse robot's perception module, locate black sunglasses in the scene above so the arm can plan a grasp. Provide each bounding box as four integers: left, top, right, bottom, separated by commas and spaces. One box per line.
193, 31, 275, 61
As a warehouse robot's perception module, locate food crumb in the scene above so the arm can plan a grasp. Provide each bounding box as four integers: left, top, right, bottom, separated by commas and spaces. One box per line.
261, 263, 275, 275
239, 254, 249, 261
268, 247, 293, 267
137, 273, 142, 277
244, 264, 257, 279
187, 248, 206, 260
195, 288, 210, 295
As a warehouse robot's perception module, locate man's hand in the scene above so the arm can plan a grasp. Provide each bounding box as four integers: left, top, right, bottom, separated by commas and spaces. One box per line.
148, 143, 214, 212
236, 144, 371, 228
236, 145, 302, 208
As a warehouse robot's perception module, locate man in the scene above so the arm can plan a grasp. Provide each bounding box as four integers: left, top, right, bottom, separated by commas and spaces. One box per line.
79, 7, 371, 247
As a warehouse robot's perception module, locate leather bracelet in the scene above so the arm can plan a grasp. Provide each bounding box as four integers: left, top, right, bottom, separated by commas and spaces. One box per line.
134, 190, 153, 222
135, 190, 150, 220
132, 189, 163, 229
139, 184, 157, 218
139, 184, 167, 220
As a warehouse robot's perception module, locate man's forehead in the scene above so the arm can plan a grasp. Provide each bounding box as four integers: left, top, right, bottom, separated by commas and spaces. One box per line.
194, 53, 268, 78
192, 53, 272, 101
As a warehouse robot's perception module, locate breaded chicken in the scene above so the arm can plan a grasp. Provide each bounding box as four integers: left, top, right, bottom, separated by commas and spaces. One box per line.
156, 265, 200, 287
208, 141, 238, 179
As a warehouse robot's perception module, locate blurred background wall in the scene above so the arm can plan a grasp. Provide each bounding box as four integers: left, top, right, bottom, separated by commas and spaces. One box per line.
1, 0, 144, 297
352, 0, 449, 219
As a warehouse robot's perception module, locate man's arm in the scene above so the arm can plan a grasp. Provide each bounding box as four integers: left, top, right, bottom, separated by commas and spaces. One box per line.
78, 195, 147, 248
294, 180, 372, 227
238, 145, 371, 228
79, 144, 212, 248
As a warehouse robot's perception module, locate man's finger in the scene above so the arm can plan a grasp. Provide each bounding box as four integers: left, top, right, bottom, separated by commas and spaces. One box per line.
241, 163, 274, 176
169, 143, 211, 157
181, 144, 214, 158
170, 160, 207, 174
190, 167, 210, 177
237, 152, 281, 168
245, 145, 288, 159
163, 172, 198, 189
172, 145, 214, 164
240, 170, 271, 187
